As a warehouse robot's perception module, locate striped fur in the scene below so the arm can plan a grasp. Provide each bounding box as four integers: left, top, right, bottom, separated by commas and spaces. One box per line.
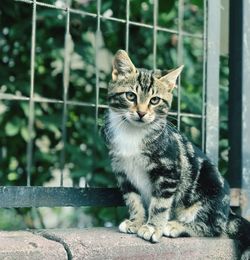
102, 50, 250, 259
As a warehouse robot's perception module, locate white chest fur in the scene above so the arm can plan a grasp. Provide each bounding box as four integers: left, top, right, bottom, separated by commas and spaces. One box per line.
109, 112, 152, 205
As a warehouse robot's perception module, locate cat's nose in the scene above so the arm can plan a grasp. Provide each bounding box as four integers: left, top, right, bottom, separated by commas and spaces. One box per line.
137, 111, 147, 119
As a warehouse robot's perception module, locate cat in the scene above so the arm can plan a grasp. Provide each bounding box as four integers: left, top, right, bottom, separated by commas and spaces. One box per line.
102, 49, 250, 260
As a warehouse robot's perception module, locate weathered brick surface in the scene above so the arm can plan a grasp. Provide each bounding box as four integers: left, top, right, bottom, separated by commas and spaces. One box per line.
37, 228, 240, 260
0, 231, 67, 260
0, 228, 240, 259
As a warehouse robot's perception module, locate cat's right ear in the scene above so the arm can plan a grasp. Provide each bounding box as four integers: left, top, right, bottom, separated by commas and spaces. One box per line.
112, 50, 136, 81
159, 65, 184, 92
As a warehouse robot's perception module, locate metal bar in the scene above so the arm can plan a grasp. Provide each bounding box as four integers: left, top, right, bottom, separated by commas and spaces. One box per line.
129, 20, 203, 38
26, 0, 37, 186
152, 0, 158, 70
0, 187, 124, 208
201, 0, 207, 152
228, 0, 243, 190
95, 0, 101, 130
125, 0, 130, 52
0, 92, 204, 118
241, 0, 250, 220
88, 0, 102, 187
204, 0, 220, 164
0, 93, 108, 108
16, 0, 67, 10
0, 185, 237, 208
177, 0, 184, 130
229, 0, 250, 219
60, 6, 71, 187
0, 93, 30, 101
0, 95, 204, 119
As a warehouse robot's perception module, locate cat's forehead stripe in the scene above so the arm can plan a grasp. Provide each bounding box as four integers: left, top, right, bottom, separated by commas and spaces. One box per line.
137, 70, 155, 93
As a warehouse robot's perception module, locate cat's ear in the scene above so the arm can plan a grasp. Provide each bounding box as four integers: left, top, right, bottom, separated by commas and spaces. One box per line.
159, 65, 184, 91
112, 50, 137, 81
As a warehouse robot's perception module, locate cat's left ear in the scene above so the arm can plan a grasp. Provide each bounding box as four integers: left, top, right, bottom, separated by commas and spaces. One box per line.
159, 65, 184, 92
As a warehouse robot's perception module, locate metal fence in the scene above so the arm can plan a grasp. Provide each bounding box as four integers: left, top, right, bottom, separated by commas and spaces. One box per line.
0, 0, 222, 208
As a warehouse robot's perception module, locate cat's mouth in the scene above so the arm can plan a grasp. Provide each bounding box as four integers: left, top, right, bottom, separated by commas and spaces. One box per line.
122, 115, 146, 125
135, 118, 145, 123
122, 112, 155, 126
127, 117, 152, 126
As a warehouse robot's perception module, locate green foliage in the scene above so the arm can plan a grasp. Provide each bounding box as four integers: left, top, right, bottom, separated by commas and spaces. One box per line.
0, 0, 228, 228
0, 209, 27, 230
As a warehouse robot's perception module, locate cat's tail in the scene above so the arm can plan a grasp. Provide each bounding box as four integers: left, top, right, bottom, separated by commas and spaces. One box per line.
226, 211, 250, 260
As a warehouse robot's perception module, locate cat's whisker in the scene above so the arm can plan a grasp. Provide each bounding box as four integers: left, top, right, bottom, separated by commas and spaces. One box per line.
114, 117, 128, 131
109, 112, 126, 119
167, 120, 177, 128
167, 115, 178, 122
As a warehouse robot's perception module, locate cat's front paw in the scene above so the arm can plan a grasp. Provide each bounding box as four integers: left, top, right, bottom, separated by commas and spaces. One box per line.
163, 221, 184, 238
241, 247, 250, 260
137, 224, 163, 243
119, 219, 143, 234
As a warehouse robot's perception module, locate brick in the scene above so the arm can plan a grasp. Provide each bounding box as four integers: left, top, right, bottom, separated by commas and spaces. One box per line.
0, 231, 67, 260
37, 228, 240, 260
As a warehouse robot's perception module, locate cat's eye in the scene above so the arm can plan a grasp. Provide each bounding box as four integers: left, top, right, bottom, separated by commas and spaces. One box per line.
125, 92, 137, 102
150, 96, 161, 105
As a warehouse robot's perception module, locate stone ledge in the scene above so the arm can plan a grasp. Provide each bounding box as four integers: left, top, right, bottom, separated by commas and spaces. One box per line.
0, 230, 67, 260
0, 228, 240, 260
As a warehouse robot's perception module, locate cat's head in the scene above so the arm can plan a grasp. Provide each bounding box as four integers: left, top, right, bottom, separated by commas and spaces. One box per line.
108, 50, 183, 127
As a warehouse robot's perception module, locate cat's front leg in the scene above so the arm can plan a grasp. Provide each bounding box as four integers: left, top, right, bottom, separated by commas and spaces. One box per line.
137, 196, 173, 242
119, 192, 146, 234
117, 173, 146, 234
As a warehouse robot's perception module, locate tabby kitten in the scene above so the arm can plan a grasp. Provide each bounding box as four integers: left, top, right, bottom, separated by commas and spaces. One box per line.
102, 50, 250, 259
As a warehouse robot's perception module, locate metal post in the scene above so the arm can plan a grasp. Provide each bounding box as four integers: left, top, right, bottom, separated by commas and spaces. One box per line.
177, 0, 184, 131
228, 0, 243, 206
229, 0, 250, 220
26, 0, 37, 186
201, 0, 207, 153
205, 0, 220, 164
241, 0, 250, 220
125, 0, 130, 52
60, 6, 72, 187
153, 0, 158, 70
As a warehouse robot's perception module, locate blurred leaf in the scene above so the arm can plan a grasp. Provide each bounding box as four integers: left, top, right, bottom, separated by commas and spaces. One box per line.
20, 127, 29, 142
5, 122, 19, 136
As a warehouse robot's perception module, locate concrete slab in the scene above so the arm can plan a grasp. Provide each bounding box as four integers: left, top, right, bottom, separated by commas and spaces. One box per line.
0, 231, 67, 260
36, 227, 240, 260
